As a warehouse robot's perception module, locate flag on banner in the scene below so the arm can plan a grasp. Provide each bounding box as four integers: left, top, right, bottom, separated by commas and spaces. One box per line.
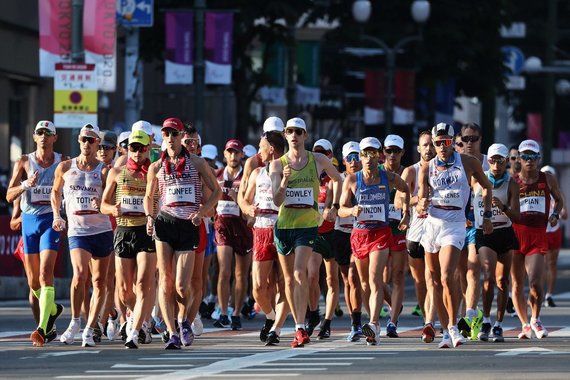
39, 0, 72, 77
435, 79, 456, 124
165, 11, 194, 84
296, 41, 321, 106
527, 113, 542, 143
364, 70, 385, 125
258, 42, 286, 105
84, 0, 117, 92
393, 70, 415, 125
205, 12, 233, 85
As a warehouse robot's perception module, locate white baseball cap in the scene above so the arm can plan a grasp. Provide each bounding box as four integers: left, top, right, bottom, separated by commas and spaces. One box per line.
360, 137, 381, 150
201, 144, 218, 160
342, 141, 360, 157
132, 120, 153, 136
35, 120, 56, 134
243, 144, 257, 158
313, 139, 333, 152
80, 123, 101, 139
487, 143, 508, 158
518, 139, 540, 153
285, 117, 306, 131
541, 165, 556, 175
263, 116, 284, 133
431, 122, 455, 138
384, 134, 404, 149
118, 131, 131, 144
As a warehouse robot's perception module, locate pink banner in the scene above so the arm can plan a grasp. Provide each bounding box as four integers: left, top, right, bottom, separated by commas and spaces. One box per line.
527, 113, 543, 143
205, 12, 234, 84
393, 70, 415, 125
84, 0, 116, 91
39, 0, 72, 77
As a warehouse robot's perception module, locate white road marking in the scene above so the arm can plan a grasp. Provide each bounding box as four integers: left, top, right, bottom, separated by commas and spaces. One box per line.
112, 364, 195, 369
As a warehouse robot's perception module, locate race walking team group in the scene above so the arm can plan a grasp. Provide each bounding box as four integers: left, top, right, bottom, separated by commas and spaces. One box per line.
6, 115, 567, 350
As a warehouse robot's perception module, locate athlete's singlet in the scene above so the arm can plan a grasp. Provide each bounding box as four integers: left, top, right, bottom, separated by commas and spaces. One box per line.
20, 152, 62, 215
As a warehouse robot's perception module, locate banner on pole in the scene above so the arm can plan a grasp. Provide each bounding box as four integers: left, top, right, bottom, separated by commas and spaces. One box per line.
393, 70, 415, 125
54, 63, 98, 128
165, 11, 194, 84
259, 43, 286, 105
205, 12, 234, 85
364, 70, 385, 125
295, 41, 321, 106
39, 0, 72, 77
84, 0, 117, 92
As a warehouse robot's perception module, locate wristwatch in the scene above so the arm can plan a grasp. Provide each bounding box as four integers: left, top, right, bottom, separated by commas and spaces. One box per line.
552, 212, 560, 220
332, 203, 340, 210
483, 210, 492, 219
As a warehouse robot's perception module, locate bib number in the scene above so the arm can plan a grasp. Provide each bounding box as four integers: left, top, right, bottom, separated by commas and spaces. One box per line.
217, 200, 240, 216
520, 196, 546, 214
357, 204, 386, 224
284, 187, 314, 208
30, 186, 52, 205
165, 185, 196, 207
121, 195, 145, 216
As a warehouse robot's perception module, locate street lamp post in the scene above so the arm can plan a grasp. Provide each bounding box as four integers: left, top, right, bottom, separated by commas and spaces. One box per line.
352, 0, 430, 135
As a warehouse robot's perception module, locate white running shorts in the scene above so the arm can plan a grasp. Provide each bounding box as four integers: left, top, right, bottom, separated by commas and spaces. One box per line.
420, 216, 465, 253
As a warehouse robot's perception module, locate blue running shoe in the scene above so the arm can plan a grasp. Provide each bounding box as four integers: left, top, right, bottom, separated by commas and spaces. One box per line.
180, 320, 194, 346
165, 334, 182, 350
386, 321, 398, 338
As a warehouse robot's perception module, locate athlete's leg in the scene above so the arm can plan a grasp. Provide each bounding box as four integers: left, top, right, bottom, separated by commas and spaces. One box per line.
132, 251, 158, 331
511, 253, 529, 325
479, 247, 498, 319
174, 250, 196, 322
525, 254, 545, 319
233, 253, 252, 318
495, 251, 512, 323
389, 250, 406, 323
156, 241, 177, 335
86, 254, 110, 329
439, 245, 461, 327
216, 246, 234, 316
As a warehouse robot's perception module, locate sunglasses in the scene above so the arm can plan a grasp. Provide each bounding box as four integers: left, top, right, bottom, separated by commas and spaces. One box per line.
509, 156, 517, 161
488, 157, 506, 165
129, 144, 148, 153
98, 145, 115, 151
79, 136, 97, 144
162, 129, 180, 137
183, 138, 199, 146
455, 141, 464, 148
360, 150, 381, 159
461, 135, 481, 143
345, 153, 360, 163
520, 153, 539, 162
119, 142, 129, 149
433, 139, 453, 147
384, 148, 402, 155
35, 129, 55, 136
285, 128, 304, 136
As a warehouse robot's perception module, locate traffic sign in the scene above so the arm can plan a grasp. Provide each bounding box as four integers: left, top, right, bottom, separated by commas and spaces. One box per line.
502, 46, 525, 75
117, 0, 154, 27
54, 63, 98, 128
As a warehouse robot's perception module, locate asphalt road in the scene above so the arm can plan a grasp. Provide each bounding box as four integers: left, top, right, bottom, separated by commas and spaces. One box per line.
1, 256, 570, 379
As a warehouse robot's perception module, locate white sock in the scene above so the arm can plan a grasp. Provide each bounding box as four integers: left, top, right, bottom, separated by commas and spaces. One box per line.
545, 293, 552, 298
483, 316, 491, 324
266, 310, 276, 320
530, 317, 537, 324
466, 308, 477, 319
295, 324, 304, 330
494, 321, 502, 327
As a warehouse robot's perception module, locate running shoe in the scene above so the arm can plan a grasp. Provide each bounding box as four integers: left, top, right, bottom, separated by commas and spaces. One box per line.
213, 314, 230, 328
162, 330, 170, 344
438, 331, 452, 348
46, 304, 64, 335
45, 328, 57, 343
265, 331, 280, 346
106, 309, 120, 341
30, 328, 46, 347
125, 330, 139, 349
305, 312, 320, 337
142, 321, 153, 344
478, 322, 492, 342
192, 315, 204, 336
241, 298, 256, 320
518, 324, 532, 340
449, 326, 465, 347
544, 296, 557, 308
93, 323, 103, 343
335, 305, 344, 317
316, 325, 330, 340
231, 316, 242, 331
531, 320, 548, 339
386, 321, 398, 338
411, 304, 423, 317
291, 328, 310, 348
457, 316, 471, 338
165, 334, 182, 350
492, 326, 504, 343
199, 301, 210, 319
119, 321, 128, 341
180, 320, 194, 346
469, 310, 484, 341
260, 319, 275, 342
421, 323, 436, 343
362, 322, 380, 346
82, 329, 96, 348
60, 320, 81, 345
346, 325, 364, 342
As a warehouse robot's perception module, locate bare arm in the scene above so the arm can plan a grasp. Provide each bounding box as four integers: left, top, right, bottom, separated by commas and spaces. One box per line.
237, 156, 258, 213
241, 167, 260, 218
114, 154, 127, 168
388, 171, 410, 231
270, 159, 287, 207
545, 172, 564, 227
194, 156, 222, 219
51, 161, 70, 231
6, 157, 33, 203
416, 162, 429, 215
507, 179, 521, 222
397, 165, 417, 209
465, 155, 493, 234
339, 174, 360, 218
10, 197, 22, 231
101, 167, 121, 217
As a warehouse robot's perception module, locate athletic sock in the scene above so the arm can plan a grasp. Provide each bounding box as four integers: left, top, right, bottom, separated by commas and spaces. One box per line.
494, 321, 502, 327
322, 319, 331, 330
266, 310, 276, 320
295, 324, 304, 330
352, 311, 362, 326
39, 286, 55, 331
32, 288, 41, 300
466, 308, 477, 319
483, 316, 491, 324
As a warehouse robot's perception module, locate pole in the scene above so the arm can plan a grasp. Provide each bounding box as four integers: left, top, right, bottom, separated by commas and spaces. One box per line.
71, 0, 85, 63
543, 0, 557, 165
286, 25, 297, 118
124, 28, 141, 129
194, 0, 206, 134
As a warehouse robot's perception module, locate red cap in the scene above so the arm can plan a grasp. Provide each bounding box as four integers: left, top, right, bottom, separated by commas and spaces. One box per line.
162, 117, 184, 131
225, 139, 244, 152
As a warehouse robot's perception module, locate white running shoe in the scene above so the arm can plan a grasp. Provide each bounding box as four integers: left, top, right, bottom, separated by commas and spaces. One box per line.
449, 326, 465, 347
60, 320, 81, 345
82, 328, 96, 347
106, 310, 121, 341
438, 331, 452, 348
142, 321, 153, 344
362, 322, 380, 346
518, 324, 532, 339
126, 315, 134, 337
531, 320, 548, 339
125, 330, 139, 349
192, 315, 204, 336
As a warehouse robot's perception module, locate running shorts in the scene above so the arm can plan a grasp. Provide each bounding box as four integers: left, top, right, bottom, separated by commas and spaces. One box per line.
547, 228, 563, 251
114, 225, 155, 259
475, 226, 519, 255
214, 217, 253, 256
513, 224, 548, 256
253, 227, 277, 262
420, 217, 465, 253
21, 212, 60, 254
69, 231, 113, 258
196, 221, 207, 254
274, 221, 317, 256
350, 226, 392, 260
333, 230, 352, 266
389, 232, 407, 251
406, 240, 425, 259
313, 230, 336, 261
465, 226, 476, 246
154, 212, 200, 252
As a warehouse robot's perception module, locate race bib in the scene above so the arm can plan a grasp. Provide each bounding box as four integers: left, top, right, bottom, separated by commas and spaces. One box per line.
120, 195, 145, 216
520, 196, 546, 214
284, 187, 314, 208
357, 204, 386, 223
165, 184, 196, 207
72, 195, 98, 215
30, 185, 52, 205
338, 215, 355, 228
217, 200, 240, 216
432, 189, 463, 209
389, 204, 402, 221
